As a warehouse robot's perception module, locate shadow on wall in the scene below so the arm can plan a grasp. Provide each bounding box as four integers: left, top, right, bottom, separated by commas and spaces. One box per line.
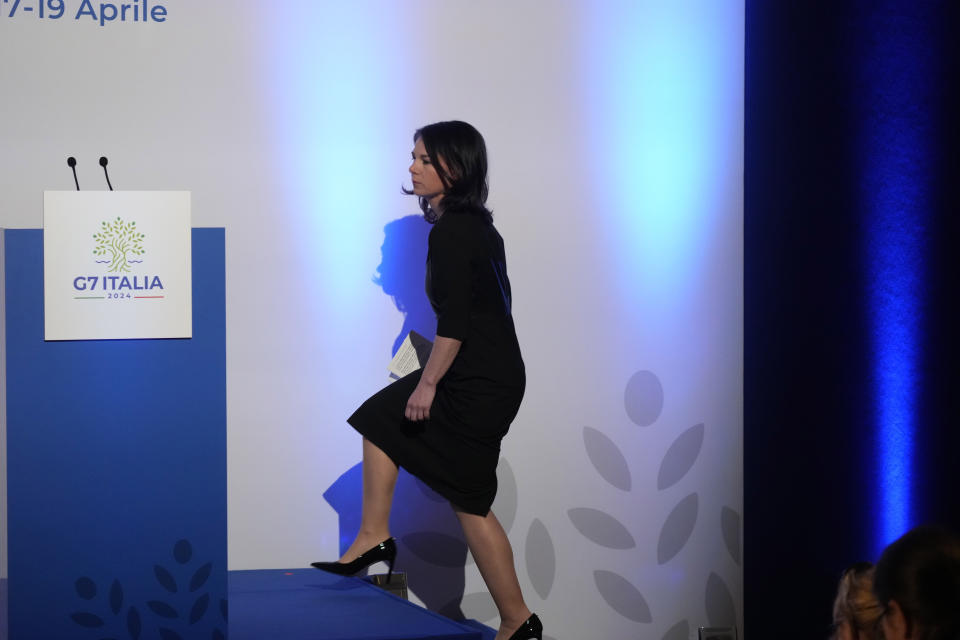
324, 214, 473, 617
373, 215, 436, 355
324, 464, 472, 617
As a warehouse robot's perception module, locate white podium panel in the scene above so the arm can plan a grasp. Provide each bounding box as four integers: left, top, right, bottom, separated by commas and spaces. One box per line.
43, 191, 192, 341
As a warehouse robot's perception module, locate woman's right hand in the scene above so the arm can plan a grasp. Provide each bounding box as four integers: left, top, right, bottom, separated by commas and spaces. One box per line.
405, 380, 436, 421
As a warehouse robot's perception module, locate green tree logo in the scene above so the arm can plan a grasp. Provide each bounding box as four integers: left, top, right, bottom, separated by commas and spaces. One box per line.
93, 217, 145, 273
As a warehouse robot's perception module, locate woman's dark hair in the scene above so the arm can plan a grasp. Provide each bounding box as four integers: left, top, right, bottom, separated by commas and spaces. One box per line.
404, 120, 492, 224
873, 526, 960, 640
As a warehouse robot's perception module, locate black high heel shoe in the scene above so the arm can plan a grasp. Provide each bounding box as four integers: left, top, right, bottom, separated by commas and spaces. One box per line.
310, 538, 397, 581
507, 613, 543, 640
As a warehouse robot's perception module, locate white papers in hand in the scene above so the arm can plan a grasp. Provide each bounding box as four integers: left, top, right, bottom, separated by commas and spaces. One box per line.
387, 330, 433, 380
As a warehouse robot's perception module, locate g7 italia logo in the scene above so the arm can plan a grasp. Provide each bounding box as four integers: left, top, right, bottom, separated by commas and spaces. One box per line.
73, 217, 165, 300
94, 216, 144, 272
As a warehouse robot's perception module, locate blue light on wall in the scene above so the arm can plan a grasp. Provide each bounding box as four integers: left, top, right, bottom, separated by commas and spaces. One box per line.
581, 1, 743, 307
257, 4, 413, 556
264, 3, 408, 314
860, 3, 935, 556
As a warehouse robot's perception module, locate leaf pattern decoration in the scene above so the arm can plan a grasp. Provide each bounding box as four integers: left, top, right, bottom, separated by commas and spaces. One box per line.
459, 591, 499, 622
75, 577, 97, 600
624, 370, 664, 427
567, 507, 636, 549
657, 493, 699, 564
492, 458, 519, 534
705, 572, 737, 628
190, 594, 210, 624
657, 423, 705, 490
147, 601, 178, 619
593, 570, 652, 623
190, 563, 212, 592
662, 620, 690, 640
109, 579, 123, 615
70, 612, 104, 628
525, 518, 556, 600
722, 506, 742, 566
127, 606, 141, 640
173, 539, 193, 564
154, 565, 178, 593
583, 426, 632, 491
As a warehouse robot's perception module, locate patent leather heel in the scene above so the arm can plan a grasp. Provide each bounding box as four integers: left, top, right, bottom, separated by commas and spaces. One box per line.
311, 538, 397, 580
507, 613, 542, 640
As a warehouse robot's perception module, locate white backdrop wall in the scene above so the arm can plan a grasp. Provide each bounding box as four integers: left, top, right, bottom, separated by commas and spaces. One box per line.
0, 2, 743, 639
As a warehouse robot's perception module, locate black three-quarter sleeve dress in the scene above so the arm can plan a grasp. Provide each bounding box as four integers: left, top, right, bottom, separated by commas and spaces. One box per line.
347, 210, 525, 516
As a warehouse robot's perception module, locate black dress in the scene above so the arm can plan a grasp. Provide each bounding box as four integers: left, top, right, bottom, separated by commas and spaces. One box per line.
347, 210, 525, 515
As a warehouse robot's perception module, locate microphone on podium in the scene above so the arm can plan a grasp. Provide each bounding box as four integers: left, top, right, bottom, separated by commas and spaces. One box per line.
99, 156, 114, 191
67, 156, 79, 190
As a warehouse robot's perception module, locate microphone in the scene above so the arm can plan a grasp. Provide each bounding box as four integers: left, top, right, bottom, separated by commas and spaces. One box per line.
99, 156, 114, 191
67, 156, 79, 190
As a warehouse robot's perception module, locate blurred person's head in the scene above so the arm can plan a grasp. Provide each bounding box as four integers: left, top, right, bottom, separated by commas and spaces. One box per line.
874, 526, 960, 640
833, 561, 884, 640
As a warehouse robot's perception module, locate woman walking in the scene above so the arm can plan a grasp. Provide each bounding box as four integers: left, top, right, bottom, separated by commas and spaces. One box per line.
311, 121, 541, 640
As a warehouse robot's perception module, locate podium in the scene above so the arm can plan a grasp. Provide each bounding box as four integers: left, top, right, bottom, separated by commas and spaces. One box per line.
1, 228, 227, 640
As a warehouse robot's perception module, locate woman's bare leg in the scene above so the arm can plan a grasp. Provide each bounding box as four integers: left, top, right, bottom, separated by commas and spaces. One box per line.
454, 507, 532, 640
339, 437, 399, 562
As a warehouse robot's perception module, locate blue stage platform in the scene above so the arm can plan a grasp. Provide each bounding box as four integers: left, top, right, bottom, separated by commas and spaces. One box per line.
229, 570, 495, 640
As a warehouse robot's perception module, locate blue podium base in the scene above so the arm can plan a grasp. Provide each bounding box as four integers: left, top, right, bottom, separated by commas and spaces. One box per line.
3, 229, 227, 640
228, 570, 494, 640
1, 578, 7, 640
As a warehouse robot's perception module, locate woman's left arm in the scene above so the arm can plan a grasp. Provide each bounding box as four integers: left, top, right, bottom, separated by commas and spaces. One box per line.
405, 335, 462, 421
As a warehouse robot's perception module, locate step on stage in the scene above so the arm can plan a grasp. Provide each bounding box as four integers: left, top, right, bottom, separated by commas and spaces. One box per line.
229, 570, 496, 640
